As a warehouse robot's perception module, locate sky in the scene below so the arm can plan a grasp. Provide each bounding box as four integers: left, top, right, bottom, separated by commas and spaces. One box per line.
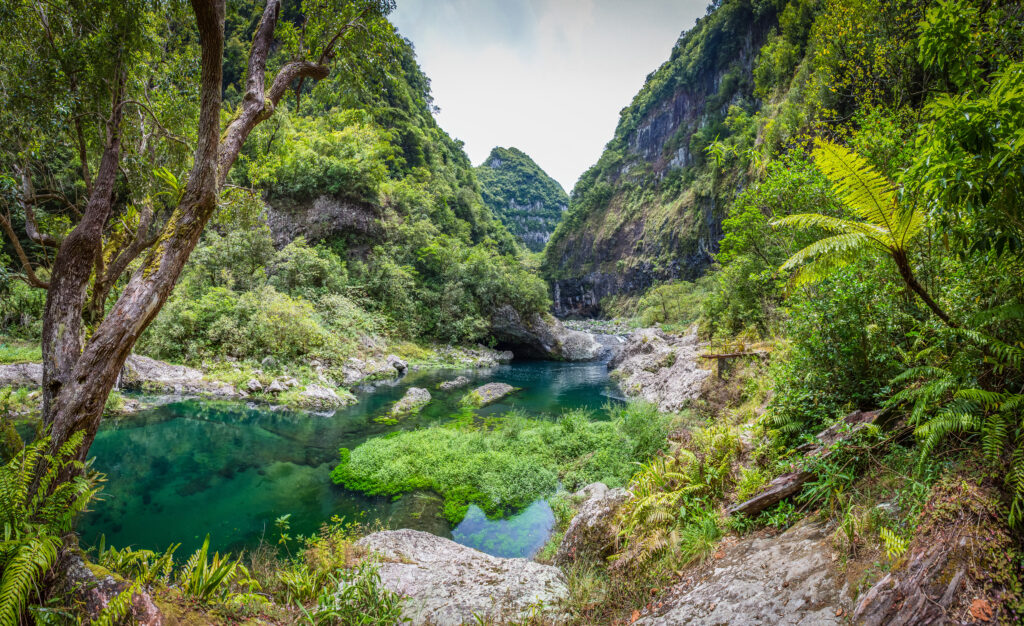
390, 0, 708, 193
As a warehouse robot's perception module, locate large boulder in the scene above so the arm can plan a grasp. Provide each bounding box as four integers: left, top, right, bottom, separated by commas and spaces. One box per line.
356, 529, 567, 625
490, 305, 603, 361
296, 384, 355, 411
554, 482, 630, 567
59, 554, 162, 626
391, 387, 431, 415
634, 521, 847, 625
0, 362, 42, 387
609, 326, 711, 412
464, 382, 516, 407
119, 355, 238, 397
439, 376, 470, 391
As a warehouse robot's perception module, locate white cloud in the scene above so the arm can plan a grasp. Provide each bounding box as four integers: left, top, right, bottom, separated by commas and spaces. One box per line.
391, 0, 707, 192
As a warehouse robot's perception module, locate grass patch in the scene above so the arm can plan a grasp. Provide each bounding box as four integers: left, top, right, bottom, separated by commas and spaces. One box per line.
0, 338, 40, 364
332, 401, 671, 523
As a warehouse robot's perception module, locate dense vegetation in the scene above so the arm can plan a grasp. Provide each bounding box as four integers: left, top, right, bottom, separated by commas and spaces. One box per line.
332, 402, 670, 523
475, 147, 568, 252
2, 0, 1024, 623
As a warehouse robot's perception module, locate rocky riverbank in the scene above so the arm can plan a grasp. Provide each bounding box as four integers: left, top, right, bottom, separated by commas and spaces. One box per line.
607, 326, 711, 412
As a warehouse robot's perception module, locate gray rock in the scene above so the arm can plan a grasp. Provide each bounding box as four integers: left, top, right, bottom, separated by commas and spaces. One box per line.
246, 378, 264, 393
391, 387, 431, 415
356, 529, 567, 625
267, 379, 286, 394
58, 554, 162, 626
609, 326, 711, 412
282, 377, 300, 388
634, 521, 847, 625
0, 362, 42, 387
555, 482, 630, 567
297, 384, 354, 410
261, 355, 277, 369
387, 355, 409, 373
465, 382, 516, 406
439, 376, 471, 391
116, 355, 239, 397
490, 305, 603, 361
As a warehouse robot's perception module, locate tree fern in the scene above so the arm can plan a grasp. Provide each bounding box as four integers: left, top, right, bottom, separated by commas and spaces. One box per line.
773, 139, 953, 325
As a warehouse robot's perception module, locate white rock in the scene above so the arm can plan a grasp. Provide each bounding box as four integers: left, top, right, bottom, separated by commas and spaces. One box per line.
356, 529, 567, 625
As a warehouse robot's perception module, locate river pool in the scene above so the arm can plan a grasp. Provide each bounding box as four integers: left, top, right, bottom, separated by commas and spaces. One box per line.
79, 360, 623, 559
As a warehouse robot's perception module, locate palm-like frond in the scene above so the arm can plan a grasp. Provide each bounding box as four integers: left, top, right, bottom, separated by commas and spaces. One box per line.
773, 139, 929, 290
811, 139, 898, 231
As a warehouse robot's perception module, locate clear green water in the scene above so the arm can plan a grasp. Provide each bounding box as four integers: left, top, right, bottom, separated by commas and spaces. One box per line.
80, 361, 621, 559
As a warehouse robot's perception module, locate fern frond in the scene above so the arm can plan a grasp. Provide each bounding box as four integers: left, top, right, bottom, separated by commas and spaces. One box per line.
812, 139, 899, 232
0, 533, 60, 626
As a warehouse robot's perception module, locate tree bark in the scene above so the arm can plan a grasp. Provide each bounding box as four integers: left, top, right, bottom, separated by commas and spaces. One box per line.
40, 68, 128, 419
44, 0, 225, 458
892, 250, 957, 329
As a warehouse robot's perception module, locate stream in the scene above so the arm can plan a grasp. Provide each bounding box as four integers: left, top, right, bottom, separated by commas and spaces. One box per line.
79, 360, 623, 559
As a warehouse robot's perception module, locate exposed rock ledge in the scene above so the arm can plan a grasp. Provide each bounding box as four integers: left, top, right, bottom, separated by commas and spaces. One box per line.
490, 304, 605, 361
356, 529, 567, 625
635, 521, 849, 625
608, 326, 711, 412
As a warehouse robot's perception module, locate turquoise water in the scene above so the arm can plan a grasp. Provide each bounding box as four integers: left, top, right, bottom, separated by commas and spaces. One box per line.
80, 360, 621, 558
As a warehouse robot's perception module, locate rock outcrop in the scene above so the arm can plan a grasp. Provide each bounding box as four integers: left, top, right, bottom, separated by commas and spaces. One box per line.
635, 521, 848, 625
543, 2, 779, 316
609, 327, 711, 412
265, 194, 381, 247
439, 376, 470, 391
296, 384, 355, 410
119, 355, 238, 397
554, 482, 629, 567
356, 529, 567, 625
0, 361, 42, 387
339, 355, 408, 386
464, 382, 516, 407
391, 387, 431, 415
490, 305, 603, 361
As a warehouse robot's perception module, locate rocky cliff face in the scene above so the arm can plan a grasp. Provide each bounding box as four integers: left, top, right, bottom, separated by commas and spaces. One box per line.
476, 147, 568, 252
543, 0, 778, 317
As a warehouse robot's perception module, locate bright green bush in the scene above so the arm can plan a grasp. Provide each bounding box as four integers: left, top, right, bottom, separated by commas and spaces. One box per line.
332, 402, 670, 523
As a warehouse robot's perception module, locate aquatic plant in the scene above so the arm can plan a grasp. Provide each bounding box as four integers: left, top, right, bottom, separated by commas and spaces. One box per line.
333, 402, 670, 523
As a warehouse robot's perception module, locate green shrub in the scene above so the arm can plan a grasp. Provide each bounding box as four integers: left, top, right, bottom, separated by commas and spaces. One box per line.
332, 402, 670, 523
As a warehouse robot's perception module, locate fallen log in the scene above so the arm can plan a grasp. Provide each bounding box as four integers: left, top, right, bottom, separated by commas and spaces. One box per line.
729, 408, 886, 517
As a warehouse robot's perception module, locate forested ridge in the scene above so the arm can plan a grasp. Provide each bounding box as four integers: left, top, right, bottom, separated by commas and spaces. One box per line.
1, 0, 1024, 624
475, 147, 568, 252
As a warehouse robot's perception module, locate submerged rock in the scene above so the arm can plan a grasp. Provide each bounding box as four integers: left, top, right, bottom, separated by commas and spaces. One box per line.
490, 304, 603, 361
555, 482, 629, 567
391, 387, 431, 415
634, 521, 847, 625
464, 382, 516, 406
356, 529, 567, 625
609, 326, 711, 412
439, 376, 470, 391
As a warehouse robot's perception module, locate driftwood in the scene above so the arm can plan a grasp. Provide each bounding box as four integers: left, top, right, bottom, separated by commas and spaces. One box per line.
729, 409, 886, 517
